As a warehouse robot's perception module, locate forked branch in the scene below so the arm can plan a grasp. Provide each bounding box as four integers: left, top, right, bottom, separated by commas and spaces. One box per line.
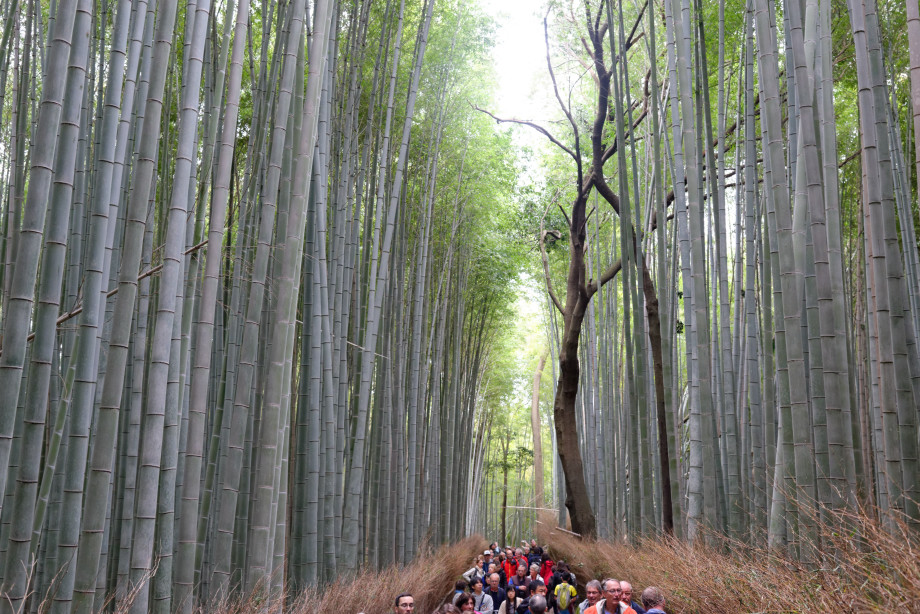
473, 105, 578, 164
587, 257, 622, 298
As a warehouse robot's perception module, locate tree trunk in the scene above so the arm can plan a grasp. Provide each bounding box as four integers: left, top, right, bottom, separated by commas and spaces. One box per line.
553, 290, 596, 537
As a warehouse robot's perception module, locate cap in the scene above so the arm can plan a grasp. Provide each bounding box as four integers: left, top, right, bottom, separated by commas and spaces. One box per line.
484, 550, 492, 555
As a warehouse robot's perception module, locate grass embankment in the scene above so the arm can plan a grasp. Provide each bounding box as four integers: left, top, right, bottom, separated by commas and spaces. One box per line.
537, 511, 920, 613
293, 535, 484, 614
94, 536, 482, 613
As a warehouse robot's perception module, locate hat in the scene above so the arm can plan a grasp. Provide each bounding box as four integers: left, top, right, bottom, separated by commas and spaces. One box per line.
484, 550, 492, 555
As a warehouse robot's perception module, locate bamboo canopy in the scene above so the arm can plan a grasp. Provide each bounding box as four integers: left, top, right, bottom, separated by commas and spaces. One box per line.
0, 0, 919, 610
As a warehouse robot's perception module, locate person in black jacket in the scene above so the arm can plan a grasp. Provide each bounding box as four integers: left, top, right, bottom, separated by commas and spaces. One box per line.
527, 547, 542, 568
547, 562, 576, 595
485, 573, 507, 614
515, 582, 544, 614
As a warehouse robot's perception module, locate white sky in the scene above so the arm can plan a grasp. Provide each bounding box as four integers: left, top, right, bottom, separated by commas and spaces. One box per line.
477, 1, 557, 370
480, 0, 553, 131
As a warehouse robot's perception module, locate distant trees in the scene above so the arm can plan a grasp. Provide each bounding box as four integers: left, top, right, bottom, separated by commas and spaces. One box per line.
487, 3, 672, 538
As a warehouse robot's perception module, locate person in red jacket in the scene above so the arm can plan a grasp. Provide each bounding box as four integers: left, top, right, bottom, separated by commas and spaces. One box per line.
502, 553, 516, 582
539, 553, 554, 585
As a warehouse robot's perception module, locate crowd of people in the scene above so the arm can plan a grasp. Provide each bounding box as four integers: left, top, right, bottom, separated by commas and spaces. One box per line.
390, 540, 667, 614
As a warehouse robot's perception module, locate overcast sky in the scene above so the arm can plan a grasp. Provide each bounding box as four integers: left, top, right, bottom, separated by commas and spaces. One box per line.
481, 1, 552, 124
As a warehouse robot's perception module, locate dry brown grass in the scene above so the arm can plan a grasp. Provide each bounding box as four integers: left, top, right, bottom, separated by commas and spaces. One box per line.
196, 535, 486, 614
536, 509, 920, 613
44, 536, 483, 614
300, 535, 487, 614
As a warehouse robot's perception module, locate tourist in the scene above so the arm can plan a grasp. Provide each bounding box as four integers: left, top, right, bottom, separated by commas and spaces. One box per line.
527, 545, 542, 567
533, 583, 555, 614
523, 594, 548, 614
515, 581, 546, 614
639, 587, 665, 614
584, 579, 635, 614
548, 561, 576, 594
618, 582, 644, 614
508, 564, 528, 593
577, 580, 602, 614
395, 593, 416, 614
539, 553, 554, 584
552, 571, 577, 614
456, 594, 477, 613
513, 549, 529, 574
527, 564, 546, 586
452, 580, 468, 606
464, 559, 484, 584
497, 586, 521, 614
495, 553, 506, 580
484, 562, 503, 588
434, 605, 462, 614
502, 551, 516, 581
486, 572, 507, 613
471, 578, 495, 614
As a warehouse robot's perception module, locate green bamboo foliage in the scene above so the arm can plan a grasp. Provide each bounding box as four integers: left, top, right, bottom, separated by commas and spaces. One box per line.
514, 0, 920, 558
0, 0, 522, 609
4, 0, 920, 609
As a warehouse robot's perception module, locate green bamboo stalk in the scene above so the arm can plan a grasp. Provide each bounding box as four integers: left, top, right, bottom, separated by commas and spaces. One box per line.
0, 0, 80, 515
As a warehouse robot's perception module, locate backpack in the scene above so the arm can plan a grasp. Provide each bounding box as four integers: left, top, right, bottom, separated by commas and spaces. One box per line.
555, 582, 576, 612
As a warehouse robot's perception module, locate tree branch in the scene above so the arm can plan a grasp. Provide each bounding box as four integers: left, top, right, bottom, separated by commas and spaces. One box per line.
602, 97, 649, 163
14, 238, 210, 350
545, 13, 583, 188
587, 257, 622, 298
472, 104, 578, 164
839, 148, 861, 168
625, 0, 649, 51
593, 169, 621, 215
540, 227, 565, 315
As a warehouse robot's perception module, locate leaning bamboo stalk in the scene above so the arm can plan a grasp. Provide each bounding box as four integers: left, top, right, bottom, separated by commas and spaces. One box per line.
1, 0, 96, 605
665, 0, 720, 540
907, 0, 920, 228
173, 0, 248, 608
0, 0, 80, 515
247, 0, 335, 592
17, 5, 93, 614
847, 0, 920, 522
65, 0, 178, 610
210, 0, 302, 597
128, 0, 209, 611
343, 0, 436, 572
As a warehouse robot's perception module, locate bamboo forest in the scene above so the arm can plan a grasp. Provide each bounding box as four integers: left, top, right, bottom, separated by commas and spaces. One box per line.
1, 0, 920, 610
